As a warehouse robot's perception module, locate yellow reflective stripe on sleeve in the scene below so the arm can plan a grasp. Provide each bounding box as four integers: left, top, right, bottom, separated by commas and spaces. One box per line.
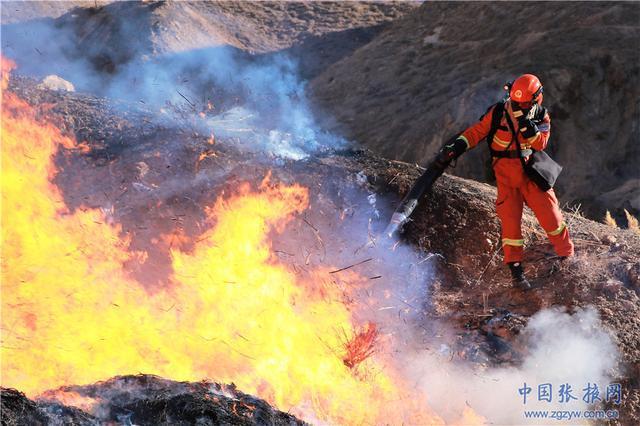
547, 222, 567, 236
526, 133, 540, 144
493, 135, 511, 147
502, 238, 525, 247
459, 135, 470, 149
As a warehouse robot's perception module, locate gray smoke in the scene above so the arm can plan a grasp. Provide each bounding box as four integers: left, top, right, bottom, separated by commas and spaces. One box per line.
1, 3, 344, 159
2, 4, 621, 424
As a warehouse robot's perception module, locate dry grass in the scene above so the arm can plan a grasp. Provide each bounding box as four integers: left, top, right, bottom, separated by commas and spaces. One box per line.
604, 209, 639, 234
604, 210, 618, 228
624, 209, 640, 235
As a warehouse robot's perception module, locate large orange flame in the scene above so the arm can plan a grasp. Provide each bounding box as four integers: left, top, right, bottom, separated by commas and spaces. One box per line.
0, 57, 482, 424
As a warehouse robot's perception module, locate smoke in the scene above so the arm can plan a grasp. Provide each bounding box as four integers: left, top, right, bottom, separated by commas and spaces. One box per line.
1, 2, 344, 159
394, 307, 619, 424
2, 3, 622, 424
313, 173, 621, 424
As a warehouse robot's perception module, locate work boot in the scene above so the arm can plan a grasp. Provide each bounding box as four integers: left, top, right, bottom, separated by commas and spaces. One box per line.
508, 262, 532, 290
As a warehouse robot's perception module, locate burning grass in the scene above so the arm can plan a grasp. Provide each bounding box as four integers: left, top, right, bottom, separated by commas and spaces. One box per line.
0, 57, 452, 425
8, 50, 637, 423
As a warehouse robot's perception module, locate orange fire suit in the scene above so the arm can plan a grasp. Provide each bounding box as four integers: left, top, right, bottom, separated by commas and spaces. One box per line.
458, 101, 574, 263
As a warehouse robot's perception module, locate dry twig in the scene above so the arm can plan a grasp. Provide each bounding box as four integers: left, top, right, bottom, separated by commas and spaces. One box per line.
329, 258, 373, 274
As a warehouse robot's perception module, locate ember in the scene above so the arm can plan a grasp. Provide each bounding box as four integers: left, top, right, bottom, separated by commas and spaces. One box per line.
343, 322, 379, 369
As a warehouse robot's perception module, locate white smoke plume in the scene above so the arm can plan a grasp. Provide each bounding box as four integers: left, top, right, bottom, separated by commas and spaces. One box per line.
1, 4, 622, 425
1, 3, 345, 159
397, 307, 619, 425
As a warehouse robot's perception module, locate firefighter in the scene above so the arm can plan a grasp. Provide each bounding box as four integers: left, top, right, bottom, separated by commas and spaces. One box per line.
436, 74, 574, 289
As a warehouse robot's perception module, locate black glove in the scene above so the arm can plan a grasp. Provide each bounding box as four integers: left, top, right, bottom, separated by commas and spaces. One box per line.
531, 105, 546, 121
517, 116, 539, 139
435, 136, 467, 168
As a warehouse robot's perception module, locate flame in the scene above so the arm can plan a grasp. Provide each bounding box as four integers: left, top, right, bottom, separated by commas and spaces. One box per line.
0, 57, 454, 424
2, 56, 15, 91
457, 406, 487, 425
195, 149, 217, 172
37, 390, 100, 414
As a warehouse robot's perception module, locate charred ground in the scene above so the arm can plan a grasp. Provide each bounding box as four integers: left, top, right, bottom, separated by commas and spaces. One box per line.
2, 375, 305, 425
2, 2, 639, 424
3, 75, 639, 425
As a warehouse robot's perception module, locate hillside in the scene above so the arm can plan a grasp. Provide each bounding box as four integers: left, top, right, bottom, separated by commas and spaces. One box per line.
2, 2, 639, 424
2, 1, 416, 80
5, 74, 640, 424
310, 1, 640, 222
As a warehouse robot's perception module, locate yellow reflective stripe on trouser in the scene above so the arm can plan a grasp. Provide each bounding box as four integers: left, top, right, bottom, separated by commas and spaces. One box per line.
547, 222, 567, 236
459, 135, 470, 149
502, 238, 524, 247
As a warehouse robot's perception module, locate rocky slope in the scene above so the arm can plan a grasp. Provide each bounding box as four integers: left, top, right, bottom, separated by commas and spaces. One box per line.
2, 1, 416, 80
310, 1, 640, 222
1, 375, 305, 425
6, 75, 640, 425
2, 3, 639, 423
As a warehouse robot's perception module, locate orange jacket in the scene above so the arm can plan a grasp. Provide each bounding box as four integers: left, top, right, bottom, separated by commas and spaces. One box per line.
459, 101, 550, 152
458, 101, 551, 187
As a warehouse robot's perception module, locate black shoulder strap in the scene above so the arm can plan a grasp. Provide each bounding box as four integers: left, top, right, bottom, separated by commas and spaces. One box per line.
486, 100, 506, 155
504, 109, 529, 171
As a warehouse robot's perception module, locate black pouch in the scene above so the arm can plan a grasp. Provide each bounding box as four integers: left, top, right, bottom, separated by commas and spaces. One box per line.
504, 112, 562, 191
524, 150, 563, 191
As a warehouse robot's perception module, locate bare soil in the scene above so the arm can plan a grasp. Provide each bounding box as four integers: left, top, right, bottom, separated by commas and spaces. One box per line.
5, 76, 640, 425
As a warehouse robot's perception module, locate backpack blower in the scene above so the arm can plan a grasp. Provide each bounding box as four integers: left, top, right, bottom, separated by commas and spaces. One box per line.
384, 134, 465, 239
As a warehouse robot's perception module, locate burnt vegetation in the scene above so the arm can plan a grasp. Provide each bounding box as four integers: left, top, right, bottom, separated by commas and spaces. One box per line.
1, 1, 639, 424
4, 75, 640, 424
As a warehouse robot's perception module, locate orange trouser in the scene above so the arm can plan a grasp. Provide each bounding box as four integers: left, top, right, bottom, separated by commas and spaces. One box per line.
496, 175, 574, 263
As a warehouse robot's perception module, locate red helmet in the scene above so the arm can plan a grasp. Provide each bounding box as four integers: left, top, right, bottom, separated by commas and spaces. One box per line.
507, 74, 543, 109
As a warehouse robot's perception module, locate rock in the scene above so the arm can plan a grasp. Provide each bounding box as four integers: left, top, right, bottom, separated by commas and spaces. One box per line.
37, 75, 75, 92
603, 279, 623, 297
627, 262, 640, 290
602, 235, 617, 245
491, 326, 511, 340
136, 161, 150, 179
620, 299, 637, 311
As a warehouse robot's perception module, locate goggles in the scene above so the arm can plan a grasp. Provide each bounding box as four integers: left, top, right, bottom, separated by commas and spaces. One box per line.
504, 82, 544, 110
512, 99, 534, 110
